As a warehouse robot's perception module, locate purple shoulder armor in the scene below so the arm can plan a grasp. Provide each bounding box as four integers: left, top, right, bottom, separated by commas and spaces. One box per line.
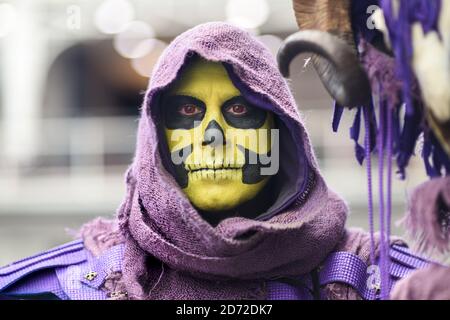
0, 241, 431, 300
0, 240, 125, 300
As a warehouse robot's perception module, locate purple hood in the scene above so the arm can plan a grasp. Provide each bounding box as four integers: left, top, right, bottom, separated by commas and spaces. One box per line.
111, 22, 348, 299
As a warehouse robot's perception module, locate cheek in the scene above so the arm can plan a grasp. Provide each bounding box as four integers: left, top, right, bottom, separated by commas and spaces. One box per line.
225, 120, 273, 154
165, 128, 196, 152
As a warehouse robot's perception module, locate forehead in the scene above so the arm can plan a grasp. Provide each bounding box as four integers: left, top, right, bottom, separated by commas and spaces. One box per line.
168, 58, 240, 96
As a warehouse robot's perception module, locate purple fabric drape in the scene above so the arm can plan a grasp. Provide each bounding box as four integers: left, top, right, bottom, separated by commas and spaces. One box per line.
112, 22, 348, 300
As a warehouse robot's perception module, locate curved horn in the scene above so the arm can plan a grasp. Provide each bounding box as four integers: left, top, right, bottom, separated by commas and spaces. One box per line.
277, 30, 372, 107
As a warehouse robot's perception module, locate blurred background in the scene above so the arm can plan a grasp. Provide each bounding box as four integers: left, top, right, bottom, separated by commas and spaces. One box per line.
0, 0, 429, 265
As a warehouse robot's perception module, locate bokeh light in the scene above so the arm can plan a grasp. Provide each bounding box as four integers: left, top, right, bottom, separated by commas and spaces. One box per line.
131, 40, 167, 78
94, 0, 135, 34
226, 0, 270, 30
113, 21, 157, 59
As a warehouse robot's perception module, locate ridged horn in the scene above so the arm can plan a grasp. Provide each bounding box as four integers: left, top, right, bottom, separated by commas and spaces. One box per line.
278, 30, 372, 107
292, 0, 355, 47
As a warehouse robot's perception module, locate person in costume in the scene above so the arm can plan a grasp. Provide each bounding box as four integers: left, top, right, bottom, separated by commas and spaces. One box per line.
0, 22, 439, 300
277, 0, 450, 300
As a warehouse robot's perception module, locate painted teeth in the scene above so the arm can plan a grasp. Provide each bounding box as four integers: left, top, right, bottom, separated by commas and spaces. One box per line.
189, 167, 239, 172
187, 168, 240, 180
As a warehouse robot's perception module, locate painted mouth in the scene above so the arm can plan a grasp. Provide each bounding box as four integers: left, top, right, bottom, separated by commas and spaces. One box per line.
188, 166, 242, 173
186, 163, 242, 173
171, 143, 274, 188
187, 167, 242, 181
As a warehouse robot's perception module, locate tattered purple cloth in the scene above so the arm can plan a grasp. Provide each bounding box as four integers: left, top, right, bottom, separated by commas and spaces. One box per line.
111, 22, 348, 300
403, 176, 450, 253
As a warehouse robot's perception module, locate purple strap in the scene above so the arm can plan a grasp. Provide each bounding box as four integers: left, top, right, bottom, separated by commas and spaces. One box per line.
390, 245, 430, 269
266, 276, 313, 300
384, 105, 394, 298
319, 246, 432, 300
364, 106, 375, 266
377, 98, 389, 300
319, 252, 370, 296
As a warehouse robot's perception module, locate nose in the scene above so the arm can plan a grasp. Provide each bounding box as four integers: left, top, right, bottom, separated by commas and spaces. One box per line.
202, 120, 225, 147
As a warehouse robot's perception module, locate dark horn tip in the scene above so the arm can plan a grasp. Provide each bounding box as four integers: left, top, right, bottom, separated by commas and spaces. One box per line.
277, 42, 291, 78
276, 30, 372, 108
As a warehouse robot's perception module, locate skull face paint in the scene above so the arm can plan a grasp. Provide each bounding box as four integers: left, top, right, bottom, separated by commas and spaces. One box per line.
163, 58, 277, 212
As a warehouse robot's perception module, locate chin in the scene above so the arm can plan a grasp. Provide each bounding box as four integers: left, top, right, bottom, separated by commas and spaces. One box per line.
188, 183, 243, 211
194, 199, 238, 212
184, 178, 265, 212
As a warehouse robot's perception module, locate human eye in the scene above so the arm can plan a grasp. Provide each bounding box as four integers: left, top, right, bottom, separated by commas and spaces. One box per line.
178, 104, 203, 116
225, 103, 248, 116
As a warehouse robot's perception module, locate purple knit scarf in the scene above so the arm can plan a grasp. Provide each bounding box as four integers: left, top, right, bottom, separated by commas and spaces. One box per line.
115, 22, 348, 300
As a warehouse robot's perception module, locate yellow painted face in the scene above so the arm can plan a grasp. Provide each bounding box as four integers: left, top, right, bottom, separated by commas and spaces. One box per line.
163, 58, 275, 212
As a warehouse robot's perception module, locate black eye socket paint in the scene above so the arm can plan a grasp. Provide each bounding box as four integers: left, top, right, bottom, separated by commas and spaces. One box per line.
221, 96, 267, 129
170, 144, 193, 188
237, 145, 273, 184
163, 95, 206, 129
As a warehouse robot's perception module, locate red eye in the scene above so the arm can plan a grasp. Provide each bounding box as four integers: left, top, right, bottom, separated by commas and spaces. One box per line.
179, 104, 201, 116
227, 104, 248, 116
